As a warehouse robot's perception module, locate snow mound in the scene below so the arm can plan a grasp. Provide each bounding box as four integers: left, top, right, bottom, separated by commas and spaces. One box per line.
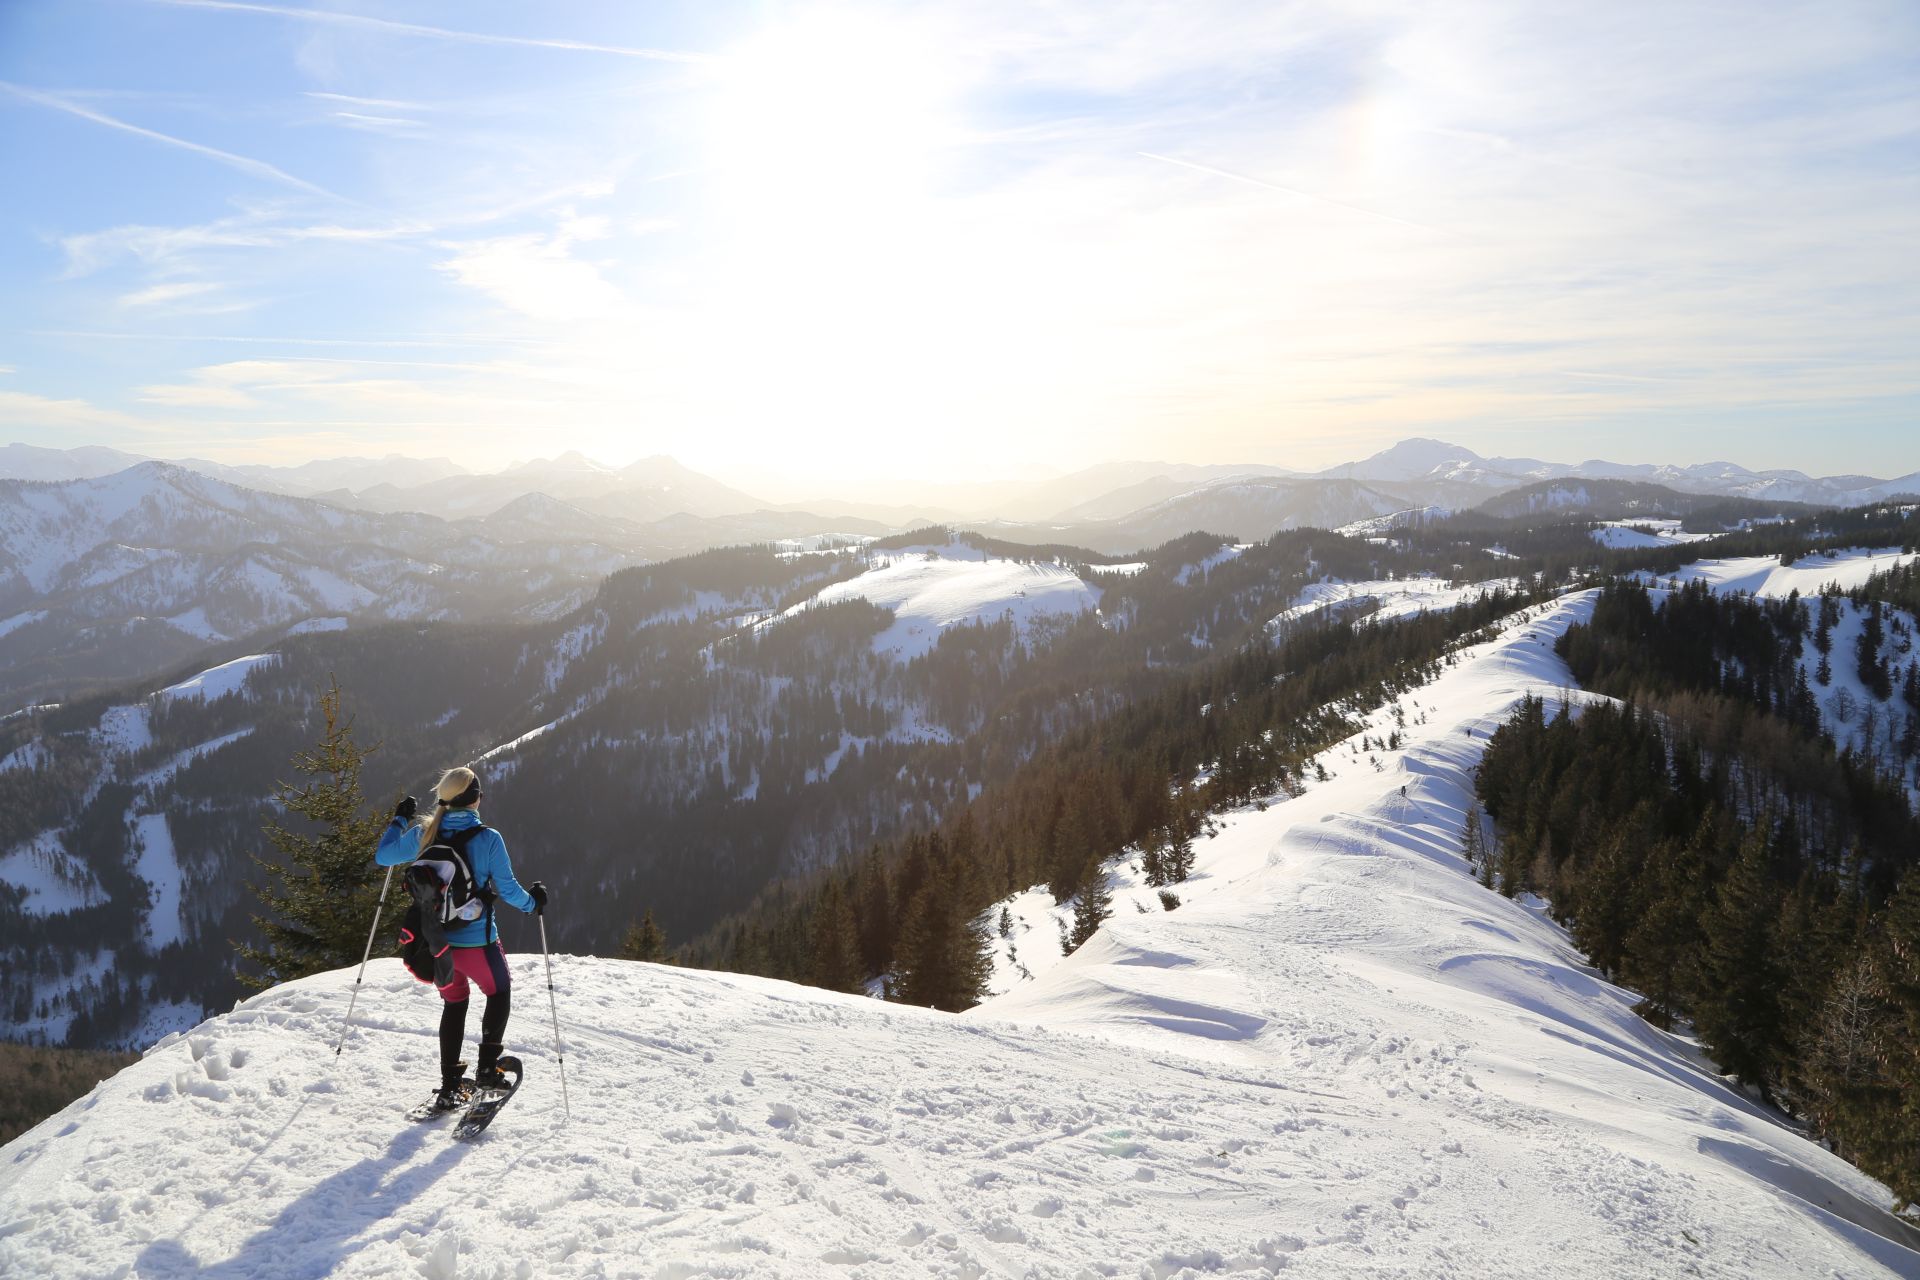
787, 546, 1100, 660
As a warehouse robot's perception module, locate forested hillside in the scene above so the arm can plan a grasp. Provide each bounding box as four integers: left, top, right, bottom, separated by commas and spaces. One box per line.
5, 525, 1525, 1048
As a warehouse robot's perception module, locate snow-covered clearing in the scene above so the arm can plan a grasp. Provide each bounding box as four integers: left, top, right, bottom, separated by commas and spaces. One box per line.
7, 948, 117, 1045
132, 813, 186, 950
158, 654, 277, 701
773, 534, 875, 557
92, 703, 151, 754
0, 608, 47, 639
1334, 506, 1449, 538
285, 616, 349, 635
132, 728, 255, 792
784, 545, 1100, 661
163, 607, 227, 642
1174, 543, 1244, 584
1270, 575, 1520, 630
0, 738, 46, 773
1590, 519, 1716, 550
1083, 561, 1146, 577
475, 713, 574, 768
1637, 546, 1920, 796
0, 830, 103, 914
4, 587, 1914, 1278
1640, 546, 1916, 598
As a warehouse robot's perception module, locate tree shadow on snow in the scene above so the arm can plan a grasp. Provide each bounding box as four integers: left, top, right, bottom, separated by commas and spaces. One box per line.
133, 1125, 469, 1280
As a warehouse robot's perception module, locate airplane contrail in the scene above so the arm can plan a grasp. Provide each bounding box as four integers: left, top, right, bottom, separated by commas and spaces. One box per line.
1138, 151, 1454, 238
1, 82, 339, 199
153, 0, 711, 63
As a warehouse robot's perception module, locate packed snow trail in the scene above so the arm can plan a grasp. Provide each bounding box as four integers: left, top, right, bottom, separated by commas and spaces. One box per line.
4, 591, 1918, 1278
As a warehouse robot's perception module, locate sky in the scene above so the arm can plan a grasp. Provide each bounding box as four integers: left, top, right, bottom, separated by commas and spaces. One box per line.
0, 0, 1916, 500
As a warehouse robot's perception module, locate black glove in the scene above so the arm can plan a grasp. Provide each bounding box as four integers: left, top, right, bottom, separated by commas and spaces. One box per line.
529, 881, 549, 913
393, 795, 418, 822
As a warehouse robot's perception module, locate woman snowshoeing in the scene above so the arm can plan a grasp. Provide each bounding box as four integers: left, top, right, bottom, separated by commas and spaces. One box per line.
377, 765, 548, 1110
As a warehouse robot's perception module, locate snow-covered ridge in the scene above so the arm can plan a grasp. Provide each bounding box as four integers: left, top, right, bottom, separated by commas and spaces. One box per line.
4, 581, 1914, 1277
1636, 545, 1916, 598
777, 543, 1102, 661
1589, 518, 1716, 550
1269, 573, 1520, 630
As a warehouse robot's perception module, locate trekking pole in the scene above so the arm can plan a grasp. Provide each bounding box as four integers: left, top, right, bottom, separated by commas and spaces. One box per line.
537, 905, 572, 1123
334, 865, 394, 1059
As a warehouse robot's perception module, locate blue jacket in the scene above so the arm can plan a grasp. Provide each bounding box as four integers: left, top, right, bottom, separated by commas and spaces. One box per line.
376, 808, 536, 947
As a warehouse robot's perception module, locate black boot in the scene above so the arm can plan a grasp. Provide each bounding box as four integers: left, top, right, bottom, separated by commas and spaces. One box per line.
474, 1041, 508, 1089
432, 1060, 472, 1112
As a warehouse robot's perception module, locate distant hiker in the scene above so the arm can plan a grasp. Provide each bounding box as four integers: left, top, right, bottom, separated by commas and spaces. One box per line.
377, 766, 548, 1111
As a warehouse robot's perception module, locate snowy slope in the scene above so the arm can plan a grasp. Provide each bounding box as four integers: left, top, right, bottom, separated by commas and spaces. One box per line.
1637, 546, 1920, 792
4, 590, 1915, 1278
1590, 519, 1716, 550
1638, 546, 1916, 597
157, 654, 278, 701
784, 542, 1100, 660
1269, 574, 1520, 630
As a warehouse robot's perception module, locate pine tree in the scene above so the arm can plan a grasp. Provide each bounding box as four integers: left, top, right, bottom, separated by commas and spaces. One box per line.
890, 859, 991, 1012
236, 680, 387, 990
1621, 828, 1708, 1028
1860, 872, 1920, 1204
1461, 804, 1487, 878
807, 883, 864, 993
1065, 863, 1113, 953
1692, 822, 1787, 1099
1571, 829, 1640, 979
1163, 816, 1197, 884
622, 909, 669, 962
1801, 950, 1891, 1166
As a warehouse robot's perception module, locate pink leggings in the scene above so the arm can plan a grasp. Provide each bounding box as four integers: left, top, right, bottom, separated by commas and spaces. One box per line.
437, 941, 511, 1002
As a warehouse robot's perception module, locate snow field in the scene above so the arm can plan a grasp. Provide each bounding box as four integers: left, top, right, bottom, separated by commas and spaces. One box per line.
1269, 575, 1521, 630
157, 654, 278, 702
5, 582, 1916, 1277
1589, 519, 1716, 550
1637, 545, 1916, 599
782, 545, 1101, 661
1174, 544, 1245, 584
0, 831, 103, 915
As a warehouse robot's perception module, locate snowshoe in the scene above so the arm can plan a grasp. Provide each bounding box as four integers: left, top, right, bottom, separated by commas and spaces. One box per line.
453, 1056, 522, 1141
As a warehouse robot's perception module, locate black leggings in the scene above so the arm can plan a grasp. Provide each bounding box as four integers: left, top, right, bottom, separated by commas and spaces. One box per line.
436, 943, 512, 1071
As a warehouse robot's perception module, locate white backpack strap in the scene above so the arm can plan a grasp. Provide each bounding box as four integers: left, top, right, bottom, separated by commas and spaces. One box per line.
442, 844, 476, 924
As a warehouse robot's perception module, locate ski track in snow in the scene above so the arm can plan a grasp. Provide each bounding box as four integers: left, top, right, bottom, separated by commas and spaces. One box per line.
4, 587, 1916, 1277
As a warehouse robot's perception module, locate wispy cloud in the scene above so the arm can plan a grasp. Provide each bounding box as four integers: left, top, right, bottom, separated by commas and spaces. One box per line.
304, 91, 434, 112
153, 0, 710, 63
117, 281, 221, 309
0, 81, 339, 199
0, 389, 146, 430
324, 111, 431, 137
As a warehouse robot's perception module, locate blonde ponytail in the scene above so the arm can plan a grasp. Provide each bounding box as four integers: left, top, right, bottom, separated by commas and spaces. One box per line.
417, 766, 480, 849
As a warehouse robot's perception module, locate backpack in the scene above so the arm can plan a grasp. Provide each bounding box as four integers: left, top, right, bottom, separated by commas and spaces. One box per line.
396, 825, 495, 985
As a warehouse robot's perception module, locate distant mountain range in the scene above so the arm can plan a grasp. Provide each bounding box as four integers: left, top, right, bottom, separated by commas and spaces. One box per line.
1, 437, 1914, 698
8, 437, 1913, 528
0, 462, 889, 704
